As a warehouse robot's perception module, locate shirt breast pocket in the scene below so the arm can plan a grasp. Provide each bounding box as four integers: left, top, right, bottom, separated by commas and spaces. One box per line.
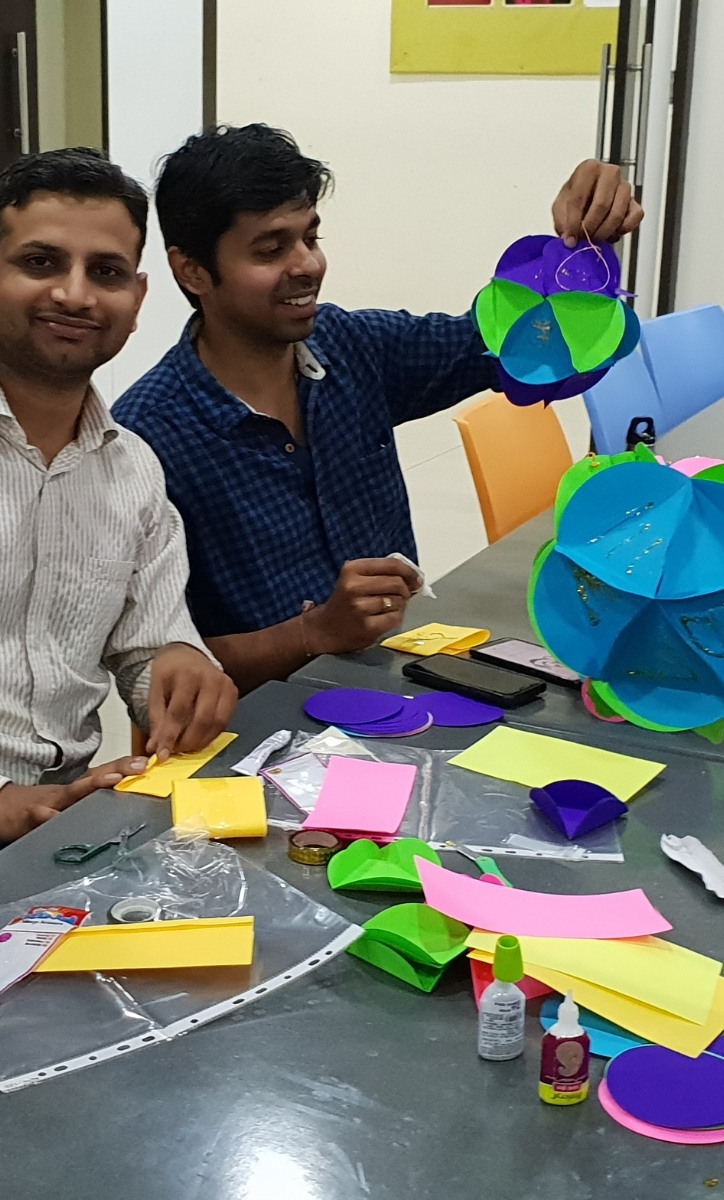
81, 558, 136, 655
357, 437, 406, 539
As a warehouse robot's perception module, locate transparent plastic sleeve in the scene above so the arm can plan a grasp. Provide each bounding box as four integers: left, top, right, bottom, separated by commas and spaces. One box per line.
0, 830, 360, 1091
261, 728, 623, 863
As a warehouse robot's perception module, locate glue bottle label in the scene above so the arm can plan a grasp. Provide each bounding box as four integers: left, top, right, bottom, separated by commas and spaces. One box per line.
478, 990, 525, 1061
539, 1031, 590, 1104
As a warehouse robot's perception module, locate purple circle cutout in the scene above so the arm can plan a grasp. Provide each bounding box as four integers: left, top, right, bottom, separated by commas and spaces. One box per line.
423, 691, 504, 727
606, 1045, 724, 1130
343, 696, 433, 737
304, 688, 403, 727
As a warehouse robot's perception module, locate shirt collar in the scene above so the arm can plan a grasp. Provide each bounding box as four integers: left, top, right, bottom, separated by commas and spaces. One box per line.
0, 383, 118, 452
170, 316, 328, 434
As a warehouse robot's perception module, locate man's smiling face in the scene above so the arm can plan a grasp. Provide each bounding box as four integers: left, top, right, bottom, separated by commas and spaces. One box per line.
0, 191, 147, 383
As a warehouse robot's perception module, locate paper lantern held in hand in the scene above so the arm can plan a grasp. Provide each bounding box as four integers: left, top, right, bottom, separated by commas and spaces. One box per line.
528, 456, 724, 730
472, 234, 640, 406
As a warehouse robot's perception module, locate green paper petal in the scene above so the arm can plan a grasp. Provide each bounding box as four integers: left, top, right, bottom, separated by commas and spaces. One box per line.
473, 279, 543, 357
327, 838, 440, 892
347, 933, 447, 992
591, 680, 687, 733
549, 291, 626, 374
361, 903, 469, 968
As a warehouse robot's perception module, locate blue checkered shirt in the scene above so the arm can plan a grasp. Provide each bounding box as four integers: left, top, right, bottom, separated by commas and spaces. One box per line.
112, 306, 497, 636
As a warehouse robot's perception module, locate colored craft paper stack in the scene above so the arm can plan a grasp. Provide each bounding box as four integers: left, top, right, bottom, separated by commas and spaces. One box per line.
599, 1040, 724, 1144
347, 902, 470, 992
416, 858, 724, 1059
303, 687, 503, 737
471, 234, 640, 407
528, 454, 724, 730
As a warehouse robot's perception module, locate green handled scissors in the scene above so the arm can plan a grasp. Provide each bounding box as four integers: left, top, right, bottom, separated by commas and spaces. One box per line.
53, 822, 147, 865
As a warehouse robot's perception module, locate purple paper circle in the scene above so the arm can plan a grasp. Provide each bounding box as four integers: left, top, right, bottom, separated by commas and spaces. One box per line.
343, 696, 432, 736
304, 689, 403, 726
606, 1046, 724, 1130
423, 691, 504, 727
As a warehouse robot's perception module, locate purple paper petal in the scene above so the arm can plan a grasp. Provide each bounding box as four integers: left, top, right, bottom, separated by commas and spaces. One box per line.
543, 239, 621, 298
606, 1046, 724, 1130
304, 689, 404, 726
424, 691, 504, 727
495, 235, 553, 295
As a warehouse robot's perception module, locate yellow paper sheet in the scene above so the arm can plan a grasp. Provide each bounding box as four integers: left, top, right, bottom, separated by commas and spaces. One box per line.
466, 931, 722, 1025
172, 776, 267, 839
381, 623, 490, 657
450, 726, 665, 802
469, 950, 724, 1058
36, 916, 254, 972
115, 733, 238, 798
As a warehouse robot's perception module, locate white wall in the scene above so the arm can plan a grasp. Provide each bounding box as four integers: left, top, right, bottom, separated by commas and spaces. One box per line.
675, 0, 724, 312
216, 0, 600, 317
94, 0, 203, 404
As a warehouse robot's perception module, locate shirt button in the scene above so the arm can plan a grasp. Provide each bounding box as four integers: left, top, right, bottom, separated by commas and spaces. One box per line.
284, 443, 295, 454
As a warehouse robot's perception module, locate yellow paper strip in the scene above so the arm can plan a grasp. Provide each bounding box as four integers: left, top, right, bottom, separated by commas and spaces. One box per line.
115, 733, 238, 798
36, 916, 254, 972
381, 623, 490, 657
450, 726, 665, 802
468, 950, 724, 1059
172, 777, 267, 839
466, 931, 722, 1025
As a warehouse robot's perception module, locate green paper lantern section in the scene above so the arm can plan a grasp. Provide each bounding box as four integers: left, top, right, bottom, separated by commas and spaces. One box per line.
473, 278, 542, 357
548, 291, 626, 374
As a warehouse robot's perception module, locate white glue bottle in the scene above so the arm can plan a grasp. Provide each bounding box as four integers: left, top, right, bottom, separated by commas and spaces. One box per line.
477, 934, 526, 1061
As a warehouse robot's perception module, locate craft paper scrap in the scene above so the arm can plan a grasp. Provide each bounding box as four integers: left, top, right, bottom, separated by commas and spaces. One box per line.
449, 726, 665, 802
36, 916, 255, 972
115, 733, 238, 798
303, 756, 416, 836
381, 623, 490, 657
466, 931, 721, 1024
598, 1079, 724, 1146
172, 777, 267, 839
347, 934, 446, 993
470, 956, 553, 1006
416, 858, 671, 940
469, 950, 724, 1059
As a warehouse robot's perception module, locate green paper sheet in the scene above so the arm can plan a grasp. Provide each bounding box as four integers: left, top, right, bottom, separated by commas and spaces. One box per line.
362, 903, 470, 968
449, 726, 665, 801
549, 291, 625, 374
474, 278, 542, 357
327, 838, 440, 893
347, 934, 447, 992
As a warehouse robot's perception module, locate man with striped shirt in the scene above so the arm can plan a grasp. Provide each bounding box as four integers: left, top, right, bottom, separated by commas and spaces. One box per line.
0, 149, 237, 842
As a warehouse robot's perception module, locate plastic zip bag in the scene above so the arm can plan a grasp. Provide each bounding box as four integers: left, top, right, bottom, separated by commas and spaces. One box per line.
0, 830, 360, 1091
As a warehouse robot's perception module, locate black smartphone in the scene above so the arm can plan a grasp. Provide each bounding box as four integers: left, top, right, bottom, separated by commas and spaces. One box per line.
470, 637, 582, 689
402, 653, 546, 708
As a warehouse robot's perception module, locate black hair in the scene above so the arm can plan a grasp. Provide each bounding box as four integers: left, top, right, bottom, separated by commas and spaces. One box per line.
0, 147, 148, 253
155, 123, 333, 309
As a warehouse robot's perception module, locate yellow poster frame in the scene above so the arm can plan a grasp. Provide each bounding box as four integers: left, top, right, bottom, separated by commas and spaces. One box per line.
391, 0, 619, 76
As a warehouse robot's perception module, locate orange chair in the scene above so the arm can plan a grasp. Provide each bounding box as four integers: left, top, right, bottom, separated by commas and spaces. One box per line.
454, 393, 573, 544
131, 724, 147, 757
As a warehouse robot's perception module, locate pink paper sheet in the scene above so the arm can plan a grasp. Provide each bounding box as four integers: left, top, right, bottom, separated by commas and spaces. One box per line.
416, 859, 671, 940
598, 1080, 724, 1144
303, 755, 416, 836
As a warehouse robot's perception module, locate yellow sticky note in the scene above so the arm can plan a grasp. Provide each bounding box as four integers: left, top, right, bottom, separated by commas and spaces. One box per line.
115, 733, 238, 798
172, 777, 267, 839
381, 623, 490, 656
468, 950, 724, 1059
450, 726, 665, 802
36, 916, 254, 972
466, 931, 722, 1025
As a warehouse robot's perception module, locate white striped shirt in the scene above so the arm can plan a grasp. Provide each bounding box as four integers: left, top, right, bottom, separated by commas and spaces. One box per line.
0, 385, 210, 787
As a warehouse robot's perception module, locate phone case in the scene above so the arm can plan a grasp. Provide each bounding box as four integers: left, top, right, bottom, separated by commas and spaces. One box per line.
402, 654, 546, 709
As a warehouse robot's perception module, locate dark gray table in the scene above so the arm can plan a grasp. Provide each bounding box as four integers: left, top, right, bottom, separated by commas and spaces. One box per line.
1, 679, 724, 1200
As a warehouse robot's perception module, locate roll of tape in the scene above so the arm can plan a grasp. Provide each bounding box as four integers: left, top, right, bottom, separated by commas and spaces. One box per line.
287, 830, 342, 865
108, 898, 162, 924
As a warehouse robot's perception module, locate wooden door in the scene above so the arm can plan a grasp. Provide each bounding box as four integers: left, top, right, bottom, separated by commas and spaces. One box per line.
0, 0, 38, 170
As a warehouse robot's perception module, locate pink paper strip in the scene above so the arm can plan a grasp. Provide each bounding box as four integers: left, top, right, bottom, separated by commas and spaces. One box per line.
303, 756, 416, 836
416, 858, 671, 940
598, 1080, 724, 1144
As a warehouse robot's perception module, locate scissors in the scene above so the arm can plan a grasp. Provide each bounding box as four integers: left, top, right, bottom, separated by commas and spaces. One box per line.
53, 822, 147, 865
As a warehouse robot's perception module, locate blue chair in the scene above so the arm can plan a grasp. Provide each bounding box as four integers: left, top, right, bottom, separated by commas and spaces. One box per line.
640, 305, 724, 432
583, 348, 663, 455
583, 305, 724, 454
